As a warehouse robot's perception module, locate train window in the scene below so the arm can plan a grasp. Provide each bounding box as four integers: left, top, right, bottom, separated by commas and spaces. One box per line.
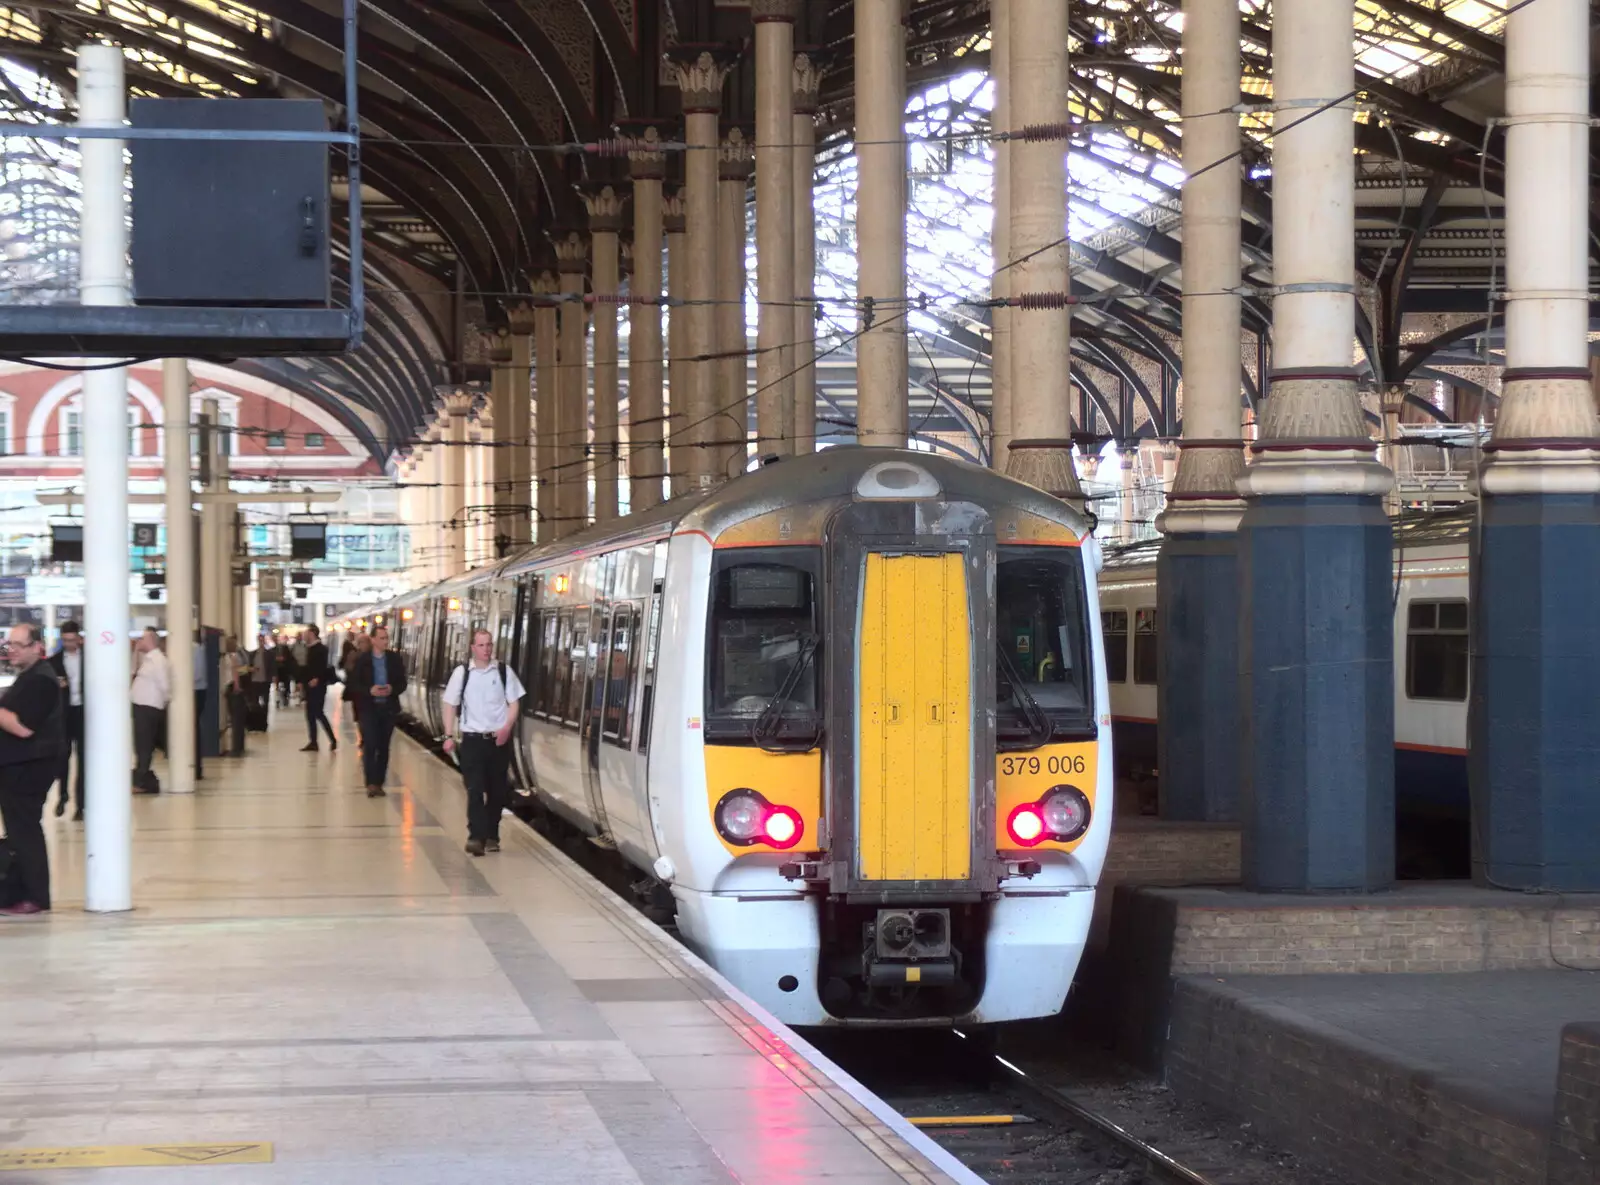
602, 603, 642, 747
706, 548, 821, 746
565, 612, 590, 726
638, 582, 664, 754
1407, 598, 1469, 702
996, 548, 1095, 748
1102, 609, 1129, 683
1133, 608, 1158, 685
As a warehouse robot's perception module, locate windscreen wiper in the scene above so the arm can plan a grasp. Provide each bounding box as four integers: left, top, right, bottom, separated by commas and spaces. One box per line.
752, 633, 820, 752
997, 646, 1053, 748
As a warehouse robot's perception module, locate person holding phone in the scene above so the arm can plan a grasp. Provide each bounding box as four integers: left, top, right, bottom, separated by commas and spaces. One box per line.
347, 625, 407, 797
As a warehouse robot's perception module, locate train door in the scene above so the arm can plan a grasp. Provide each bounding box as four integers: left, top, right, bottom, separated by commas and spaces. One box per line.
823, 498, 1000, 896
577, 605, 614, 842
857, 551, 972, 881
504, 577, 532, 789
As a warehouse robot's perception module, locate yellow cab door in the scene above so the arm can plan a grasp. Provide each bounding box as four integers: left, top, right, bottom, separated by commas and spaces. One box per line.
856, 552, 972, 881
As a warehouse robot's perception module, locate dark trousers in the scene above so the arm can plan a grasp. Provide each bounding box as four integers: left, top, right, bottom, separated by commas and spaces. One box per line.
57, 703, 85, 813
459, 735, 511, 843
193, 689, 207, 779
304, 684, 334, 746
361, 704, 397, 786
132, 704, 163, 787
225, 688, 246, 756
1, 759, 56, 908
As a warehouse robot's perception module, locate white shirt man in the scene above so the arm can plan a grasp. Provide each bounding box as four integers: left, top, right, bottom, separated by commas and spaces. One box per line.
130, 629, 170, 793
131, 636, 171, 710
441, 628, 524, 857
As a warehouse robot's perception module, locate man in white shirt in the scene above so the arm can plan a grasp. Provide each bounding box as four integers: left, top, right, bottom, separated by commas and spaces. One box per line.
441, 628, 524, 857
130, 627, 171, 794
47, 620, 85, 819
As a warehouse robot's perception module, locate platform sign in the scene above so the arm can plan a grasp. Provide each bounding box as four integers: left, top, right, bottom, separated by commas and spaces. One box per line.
132, 523, 159, 548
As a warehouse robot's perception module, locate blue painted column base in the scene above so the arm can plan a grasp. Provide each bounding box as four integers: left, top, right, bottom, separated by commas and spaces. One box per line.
1237, 495, 1395, 891
1470, 493, 1600, 891
1157, 533, 1240, 821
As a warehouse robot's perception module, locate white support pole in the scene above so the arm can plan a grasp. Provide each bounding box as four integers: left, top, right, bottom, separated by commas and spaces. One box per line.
989, 0, 1012, 471
78, 42, 132, 913
162, 357, 195, 794
1482, 0, 1600, 489
1004, 0, 1081, 500
1160, 0, 1245, 530
853, 0, 908, 446
754, 1, 798, 457
792, 54, 822, 455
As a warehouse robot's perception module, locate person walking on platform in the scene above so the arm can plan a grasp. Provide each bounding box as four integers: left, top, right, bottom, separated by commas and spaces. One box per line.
47, 620, 85, 820
192, 632, 207, 781
441, 629, 523, 857
220, 634, 248, 758
274, 637, 295, 709
342, 632, 372, 750
0, 623, 64, 915
130, 627, 170, 794
252, 635, 274, 717
299, 624, 336, 753
349, 625, 407, 798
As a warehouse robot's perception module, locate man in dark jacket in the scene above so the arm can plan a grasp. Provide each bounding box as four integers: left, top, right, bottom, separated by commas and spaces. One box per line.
347, 625, 406, 797
298, 624, 336, 752
0, 623, 65, 914
47, 620, 85, 820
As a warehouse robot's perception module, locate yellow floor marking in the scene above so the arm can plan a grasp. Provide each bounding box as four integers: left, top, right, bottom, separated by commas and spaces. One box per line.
0, 1143, 273, 1170
905, 1115, 1024, 1128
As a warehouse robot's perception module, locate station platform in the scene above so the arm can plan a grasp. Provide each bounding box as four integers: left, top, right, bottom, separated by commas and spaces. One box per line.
1165, 970, 1600, 1185
0, 712, 980, 1184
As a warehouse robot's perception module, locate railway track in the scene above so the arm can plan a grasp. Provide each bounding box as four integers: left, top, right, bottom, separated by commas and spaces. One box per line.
815, 1030, 1215, 1185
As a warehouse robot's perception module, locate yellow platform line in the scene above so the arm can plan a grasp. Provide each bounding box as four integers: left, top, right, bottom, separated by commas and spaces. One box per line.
905, 1115, 1027, 1128
0, 1143, 273, 1171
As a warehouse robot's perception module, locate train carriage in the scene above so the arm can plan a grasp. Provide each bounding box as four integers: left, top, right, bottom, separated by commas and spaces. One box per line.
346, 448, 1113, 1026
1097, 511, 1473, 872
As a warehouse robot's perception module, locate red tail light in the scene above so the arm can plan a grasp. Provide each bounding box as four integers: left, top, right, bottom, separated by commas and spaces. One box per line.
1006, 785, 1092, 848
1007, 803, 1046, 846
715, 789, 804, 850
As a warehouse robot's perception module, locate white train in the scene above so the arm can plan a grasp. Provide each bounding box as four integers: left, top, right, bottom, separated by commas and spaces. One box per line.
1098, 512, 1472, 869
340, 449, 1114, 1026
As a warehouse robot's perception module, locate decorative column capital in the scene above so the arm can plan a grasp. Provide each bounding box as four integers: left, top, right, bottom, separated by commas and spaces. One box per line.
718, 126, 754, 180
485, 326, 513, 366
442, 390, 475, 418
550, 231, 589, 275
750, 0, 801, 22
627, 125, 667, 181
579, 183, 628, 234
792, 51, 828, 114
507, 302, 537, 335
663, 190, 686, 234
666, 46, 739, 114
529, 270, 561, 300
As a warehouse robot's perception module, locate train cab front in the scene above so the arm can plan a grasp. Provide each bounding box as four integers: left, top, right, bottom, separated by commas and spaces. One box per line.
669, 453, 1111, 1028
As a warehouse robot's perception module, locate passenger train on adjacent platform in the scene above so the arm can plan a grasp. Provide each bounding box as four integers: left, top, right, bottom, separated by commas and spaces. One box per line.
337, 449, 1113, 1027
1098, 513, 1472, 868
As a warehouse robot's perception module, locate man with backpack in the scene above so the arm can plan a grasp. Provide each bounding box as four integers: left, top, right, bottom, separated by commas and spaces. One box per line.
440, 628, 523, 857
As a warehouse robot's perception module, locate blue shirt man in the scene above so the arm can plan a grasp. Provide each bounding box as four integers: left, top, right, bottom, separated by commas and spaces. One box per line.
371, 651, 388, 691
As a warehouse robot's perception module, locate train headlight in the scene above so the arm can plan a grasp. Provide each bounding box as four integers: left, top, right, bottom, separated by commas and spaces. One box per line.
715, 789, 804, 850
1039, 785, 1091, 841
1006, 785, 1091, 847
